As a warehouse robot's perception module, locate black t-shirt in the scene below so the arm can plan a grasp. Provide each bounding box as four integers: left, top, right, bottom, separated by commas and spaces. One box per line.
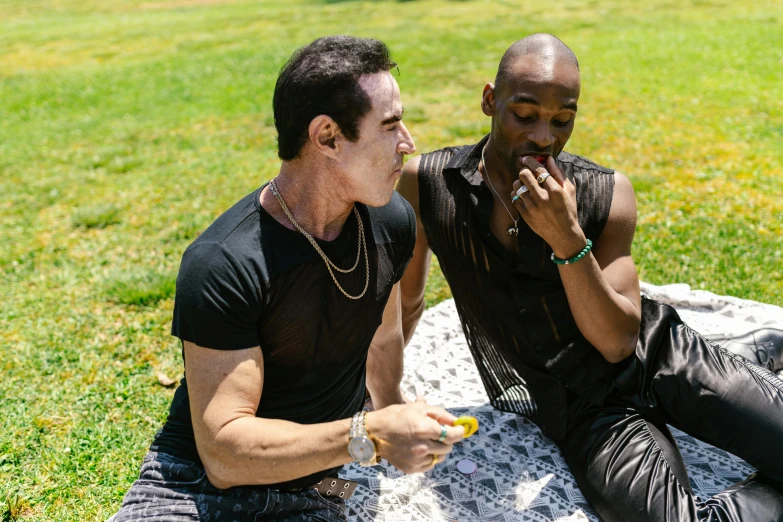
150, 184, 415, 490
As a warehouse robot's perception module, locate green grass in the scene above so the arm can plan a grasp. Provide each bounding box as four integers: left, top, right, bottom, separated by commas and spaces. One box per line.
71, 204, 122, 229
103, 269, 177, 306
1, 0, 781, 519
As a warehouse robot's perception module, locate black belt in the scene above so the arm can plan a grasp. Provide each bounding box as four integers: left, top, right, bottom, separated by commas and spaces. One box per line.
313, 477, 358, 499
283, 477, 358, 500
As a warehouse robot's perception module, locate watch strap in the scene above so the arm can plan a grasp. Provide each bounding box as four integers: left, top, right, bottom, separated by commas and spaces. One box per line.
348, 411, 380, 465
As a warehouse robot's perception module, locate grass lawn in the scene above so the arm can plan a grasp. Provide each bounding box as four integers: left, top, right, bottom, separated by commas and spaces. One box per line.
1, 0, 781, 519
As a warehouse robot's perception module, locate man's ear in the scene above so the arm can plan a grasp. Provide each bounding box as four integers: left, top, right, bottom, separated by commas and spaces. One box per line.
481, 83, 496, 117
308, 115, 341, 160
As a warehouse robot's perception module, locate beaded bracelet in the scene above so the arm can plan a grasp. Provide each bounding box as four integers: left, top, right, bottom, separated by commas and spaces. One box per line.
551, 239, 593, 265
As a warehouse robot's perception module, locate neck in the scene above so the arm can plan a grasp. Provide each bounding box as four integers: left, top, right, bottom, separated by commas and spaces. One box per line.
262, 158, 354, 241
482, 137, 515, 190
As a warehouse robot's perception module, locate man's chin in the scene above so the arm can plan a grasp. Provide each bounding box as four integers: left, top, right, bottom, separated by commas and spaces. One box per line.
369, 193, 395, 208
359, 189, 395, 208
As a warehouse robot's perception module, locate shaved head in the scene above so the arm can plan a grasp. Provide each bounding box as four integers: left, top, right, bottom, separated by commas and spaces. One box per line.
495, 34, 579, 92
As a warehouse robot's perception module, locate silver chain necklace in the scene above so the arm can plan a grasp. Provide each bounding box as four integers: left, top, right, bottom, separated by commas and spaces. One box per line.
269, 179, 369, 300
481, 146, 519, 236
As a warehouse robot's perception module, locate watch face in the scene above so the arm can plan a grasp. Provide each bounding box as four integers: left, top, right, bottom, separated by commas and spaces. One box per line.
348, 436, 376, 463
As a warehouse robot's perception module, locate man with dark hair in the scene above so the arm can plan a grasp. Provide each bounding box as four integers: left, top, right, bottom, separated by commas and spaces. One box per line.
111, 35, 466, 522
395, 33, 783, 521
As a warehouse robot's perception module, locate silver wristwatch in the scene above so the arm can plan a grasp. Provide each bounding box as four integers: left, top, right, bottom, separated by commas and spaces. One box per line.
348, 411, 378, 466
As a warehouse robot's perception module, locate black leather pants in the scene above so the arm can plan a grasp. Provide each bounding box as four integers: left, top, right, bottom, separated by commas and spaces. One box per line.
557, 299, 783, 522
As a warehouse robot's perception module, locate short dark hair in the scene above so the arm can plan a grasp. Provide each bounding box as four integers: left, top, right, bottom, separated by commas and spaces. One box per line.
273, 36, 398, 161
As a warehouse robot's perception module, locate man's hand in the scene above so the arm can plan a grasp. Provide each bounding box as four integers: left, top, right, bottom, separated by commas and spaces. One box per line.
510, 156, 587, 259
366, 397, 465, 474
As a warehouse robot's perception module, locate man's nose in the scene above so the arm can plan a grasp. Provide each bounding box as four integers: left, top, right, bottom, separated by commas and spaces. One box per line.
528, 121, 555, 149
398, 122, 416, 155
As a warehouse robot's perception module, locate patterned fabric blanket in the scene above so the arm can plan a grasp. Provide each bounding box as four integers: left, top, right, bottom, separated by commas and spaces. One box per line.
343, 283, 783, 522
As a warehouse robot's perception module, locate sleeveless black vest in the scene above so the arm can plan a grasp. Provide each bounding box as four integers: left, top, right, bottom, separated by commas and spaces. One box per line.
417, 135, 632, 439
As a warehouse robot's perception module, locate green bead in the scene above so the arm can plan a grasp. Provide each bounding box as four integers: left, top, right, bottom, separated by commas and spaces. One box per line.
552, 239, 593, 265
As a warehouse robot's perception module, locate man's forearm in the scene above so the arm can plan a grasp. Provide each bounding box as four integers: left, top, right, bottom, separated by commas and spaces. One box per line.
555, 247, 640, 362
366, 334, 405, 410
200, 400, 467, 490
365, 297, 424, 409
199, 416, 353, 489
401, 296, 425, 347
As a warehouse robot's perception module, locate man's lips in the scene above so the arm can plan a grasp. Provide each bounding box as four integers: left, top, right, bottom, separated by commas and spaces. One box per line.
517, 155, 551, 167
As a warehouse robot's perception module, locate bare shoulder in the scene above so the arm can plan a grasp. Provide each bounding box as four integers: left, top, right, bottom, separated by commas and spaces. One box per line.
608, 171, 637, 230
613, 171, 635, 197
401, 154, 422, 177
396, 155, 422, 216
593, 170, 637, 260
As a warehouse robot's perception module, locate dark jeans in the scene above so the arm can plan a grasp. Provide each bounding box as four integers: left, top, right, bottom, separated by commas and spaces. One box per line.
111, 452, 346, 522
557, 301, 783, 521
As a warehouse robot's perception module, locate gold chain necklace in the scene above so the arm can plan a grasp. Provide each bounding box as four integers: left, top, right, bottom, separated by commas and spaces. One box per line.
269, 179, 369, 300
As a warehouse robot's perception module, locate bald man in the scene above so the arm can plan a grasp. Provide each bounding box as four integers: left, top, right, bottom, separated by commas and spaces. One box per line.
391, 34, 783, 521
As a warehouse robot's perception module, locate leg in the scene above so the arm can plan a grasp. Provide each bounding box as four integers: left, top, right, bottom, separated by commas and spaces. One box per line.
709, 328, 783, 373
558, 405, 783, 522
112, 452, 206, 522
637, 308, 783, 481
112, 452, 347, 522
262, 489, 347, 521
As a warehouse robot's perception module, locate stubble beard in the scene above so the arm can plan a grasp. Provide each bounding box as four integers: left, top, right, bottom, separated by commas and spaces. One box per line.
490, 123, 518, 186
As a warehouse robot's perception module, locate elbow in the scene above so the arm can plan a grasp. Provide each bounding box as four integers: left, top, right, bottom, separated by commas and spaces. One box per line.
204, 466, 234, 490
200, 446, 276, 489
601, 331, 639, 364
199, 425, 284, 489
196, 423, 251, 490
200, 452, 236, 490
602, 349, 633, 364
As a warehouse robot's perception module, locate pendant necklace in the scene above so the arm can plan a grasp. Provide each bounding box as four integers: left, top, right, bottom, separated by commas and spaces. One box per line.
481, 146, 519, 236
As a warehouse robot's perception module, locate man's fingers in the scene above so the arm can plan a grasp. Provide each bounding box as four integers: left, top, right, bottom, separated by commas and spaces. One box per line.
427, 449, 451, 469
420, 453, 445, 472
541, 171, 559, 191
442, 424, 467, 444
446, 425, 466, 443
424, 440, 454, 455
425, 419, 466, 444
425, 408, 458, 426
510, 180, 530, 212
545, 156, 567, 186
521, 155, 545, 172
518, 168, 544, 200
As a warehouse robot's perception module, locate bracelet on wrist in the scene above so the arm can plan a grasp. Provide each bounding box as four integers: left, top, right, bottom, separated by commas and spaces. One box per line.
551, 239, 593, 265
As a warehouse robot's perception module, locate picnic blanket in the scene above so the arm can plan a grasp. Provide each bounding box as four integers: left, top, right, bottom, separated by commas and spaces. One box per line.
343, 282, 783, 522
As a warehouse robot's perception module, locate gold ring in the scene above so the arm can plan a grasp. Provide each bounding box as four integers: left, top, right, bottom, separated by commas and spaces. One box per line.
537, 172, 551, 185
430, 454, 439, 466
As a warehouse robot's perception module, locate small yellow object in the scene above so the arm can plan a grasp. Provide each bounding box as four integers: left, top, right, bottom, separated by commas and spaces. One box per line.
453, 416, 479, 438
